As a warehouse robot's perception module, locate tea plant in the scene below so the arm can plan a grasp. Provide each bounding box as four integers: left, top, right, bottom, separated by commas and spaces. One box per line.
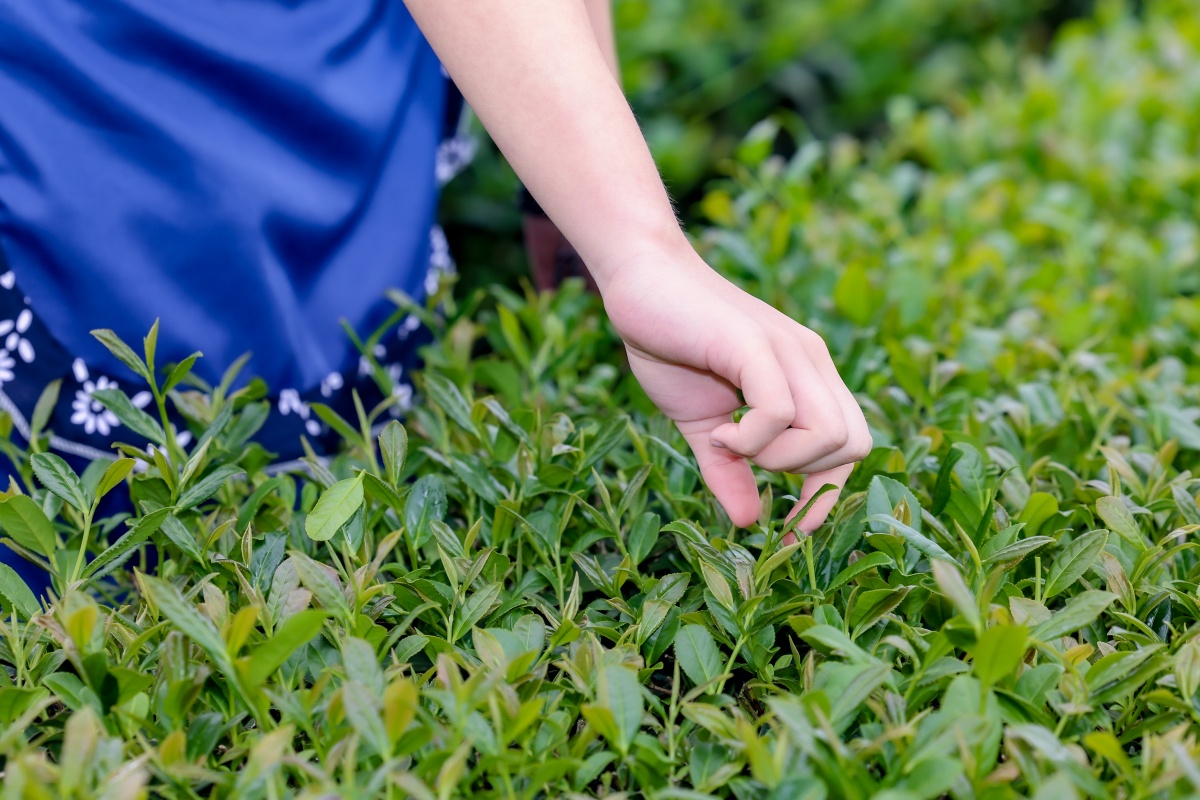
2, 1, 1200, 798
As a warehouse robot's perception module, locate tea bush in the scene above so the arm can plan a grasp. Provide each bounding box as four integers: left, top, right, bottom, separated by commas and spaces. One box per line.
3, 1, 1200, 798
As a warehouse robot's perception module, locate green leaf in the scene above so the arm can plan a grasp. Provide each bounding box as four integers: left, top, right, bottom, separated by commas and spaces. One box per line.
982, 535, 1054, 568
305, 473, 365, 542
0, 563, 39, 618
31, 453, 91, 512
1095, 496, 1145, 549
826, 552, 893, 593
95, 458, 136, 500
84, 507, 173, 580
242, 610, 328, 687
91, 388, 166, 444
404, 475, 446, 549
1030, 591, 1116, 642
90, 329, 150, 382
972, 624, 1027, 688
423, 373, 479, 436
597, 665, 642, 754
177, 465, 245, 511
141, 574, 231, 671
310, 403, 363, 446
827, 661, 891, 731
290, 552, 353, 625
675, 624, 722, 687
29, 380, 61, 442
628, 511, 660, 567
1043, 529, 1109, 599
0, 495, 56, 557
931, 559, 980, 632
699, 559, 735, 611
866, 514, 954, 562
342, 681, 391, 758
451, 582, 501, 643
163, 352, 202, 393
379, 420, 408, 487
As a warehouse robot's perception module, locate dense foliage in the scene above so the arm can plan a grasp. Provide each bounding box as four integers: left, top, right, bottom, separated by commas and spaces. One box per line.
2, 1, 1200, 798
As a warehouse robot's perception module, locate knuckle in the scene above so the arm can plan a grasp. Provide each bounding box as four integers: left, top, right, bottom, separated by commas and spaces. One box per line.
760, 401, 795, 427
846, 433, 874, 461
821, 423, 850, 453
798, 327, 830, 354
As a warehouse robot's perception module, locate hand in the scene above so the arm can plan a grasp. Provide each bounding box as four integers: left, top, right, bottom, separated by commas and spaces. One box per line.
600, 248, 872, 534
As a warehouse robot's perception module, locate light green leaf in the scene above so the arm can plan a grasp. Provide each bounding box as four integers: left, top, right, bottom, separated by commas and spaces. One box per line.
1044, 529, 1109, 599
597, 665, 642, 754
0, 563, 39, 618
972, 624, 1027, 687
91, 388, 166, 444
675, 624, 723, 687
242, 610, 328, 687
0, 495, 56, 557
141, 574, 231, 671
1030, 591, 1116, 642
178, 465, 245, 511
31, 453, 90, 512
84, 507, 173, 580
305, 473, 365, 542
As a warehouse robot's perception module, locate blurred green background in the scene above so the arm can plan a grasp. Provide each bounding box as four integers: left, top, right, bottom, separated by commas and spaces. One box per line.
440, 0, 1095, 293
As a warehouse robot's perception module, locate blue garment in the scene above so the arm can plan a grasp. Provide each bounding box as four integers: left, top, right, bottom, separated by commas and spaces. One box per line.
0, 2, 474, 592
0, 0, 450, 393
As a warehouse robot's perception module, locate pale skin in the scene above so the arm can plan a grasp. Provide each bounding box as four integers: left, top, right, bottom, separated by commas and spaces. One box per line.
404, 0, 872, 534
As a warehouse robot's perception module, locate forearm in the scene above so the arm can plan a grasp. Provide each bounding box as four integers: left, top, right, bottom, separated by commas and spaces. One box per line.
405, 0, 689, 291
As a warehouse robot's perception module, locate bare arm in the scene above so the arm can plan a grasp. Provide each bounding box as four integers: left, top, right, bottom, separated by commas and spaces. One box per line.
405, 0, 871, 531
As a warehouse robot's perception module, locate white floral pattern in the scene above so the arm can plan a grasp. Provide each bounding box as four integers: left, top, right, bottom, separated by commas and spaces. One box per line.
358, 343, 387, 377
0, 350, 14, 385
279, 388, 321, 436
70, 378, 120, 436
68, 359, 151, 436
0, 308, 34, 363
319, 371, 344, 398
424, 225, 456, 296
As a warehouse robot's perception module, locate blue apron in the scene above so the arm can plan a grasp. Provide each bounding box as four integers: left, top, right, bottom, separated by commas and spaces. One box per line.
0, 1, 472, 588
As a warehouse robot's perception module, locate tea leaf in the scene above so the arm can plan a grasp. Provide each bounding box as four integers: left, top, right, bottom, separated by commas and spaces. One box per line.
1043, 529, 1109, 599
31, 453, 91, 512
0, 494, 56, 557
0, 563, 39, 618
305, 473, 365, 542
91, 388, 166, 444
675, 624, 722, 686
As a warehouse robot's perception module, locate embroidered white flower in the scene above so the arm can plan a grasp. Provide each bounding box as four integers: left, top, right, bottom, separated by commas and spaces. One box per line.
320, 371, 344, 398
0, 271, 14, 290
71, 376, 120, 436
424, 225, 456, 296
69, 359, 152, 437
358, 343, 387, 377
0, 308, 35, 363
279, 388, 321, 437
0, 350, 14, 385
381, 363, 413, 415
397, 313, 422, 341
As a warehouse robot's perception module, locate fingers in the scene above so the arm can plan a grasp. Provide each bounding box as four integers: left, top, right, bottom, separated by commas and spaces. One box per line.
678, 416, 761, 528
709, 345, 796, 457
782, 463, 854, 545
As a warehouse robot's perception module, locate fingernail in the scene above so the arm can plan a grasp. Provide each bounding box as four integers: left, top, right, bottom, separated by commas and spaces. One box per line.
711, 440, 727, 449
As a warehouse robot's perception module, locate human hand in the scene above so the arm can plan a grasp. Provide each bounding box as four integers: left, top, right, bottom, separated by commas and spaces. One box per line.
600, 248, 871, 534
